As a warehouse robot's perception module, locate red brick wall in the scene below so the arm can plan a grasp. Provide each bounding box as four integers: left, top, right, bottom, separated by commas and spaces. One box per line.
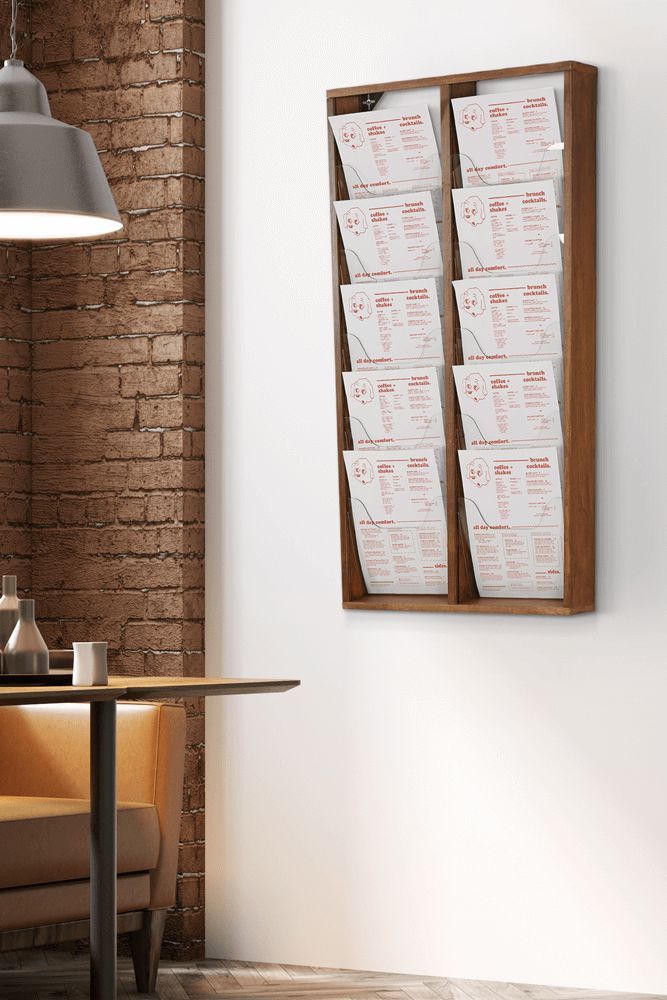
0, 0, 205, 959
0, 4, 32, 594
0, 242, 32, 593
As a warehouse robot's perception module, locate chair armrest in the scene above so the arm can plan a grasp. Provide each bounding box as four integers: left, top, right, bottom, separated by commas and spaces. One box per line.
148, 703, 186, 909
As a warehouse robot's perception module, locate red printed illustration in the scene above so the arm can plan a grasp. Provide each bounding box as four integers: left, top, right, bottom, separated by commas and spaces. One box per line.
340, 121, 365, 150
352, 457, 374, 485
466, 458, 491, 488
462, 196, 485, 227
350, 291, 372, 320
459, 103, 486, 131
344, 207, 368, 236
461, 286, 485, 317
463, 372, 487, 402
352, 378, 375, 404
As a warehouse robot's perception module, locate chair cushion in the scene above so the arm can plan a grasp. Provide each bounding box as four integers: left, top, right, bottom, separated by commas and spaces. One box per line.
0, 796, 160, 890
0, 873, 151, 932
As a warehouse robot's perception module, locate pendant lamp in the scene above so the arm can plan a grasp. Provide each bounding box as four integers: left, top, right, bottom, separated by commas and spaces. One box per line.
0, 0, 121, 241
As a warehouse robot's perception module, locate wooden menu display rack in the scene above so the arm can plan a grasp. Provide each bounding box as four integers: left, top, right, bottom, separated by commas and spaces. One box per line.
328, 61, 597, 616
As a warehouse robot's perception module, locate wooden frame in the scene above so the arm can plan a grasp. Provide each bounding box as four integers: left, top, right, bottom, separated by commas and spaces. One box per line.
0, 911, 143, 953
328, 61, 597, 616
0, 908, 166, 994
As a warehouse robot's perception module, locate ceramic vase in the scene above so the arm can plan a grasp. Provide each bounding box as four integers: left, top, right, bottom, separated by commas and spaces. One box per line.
0, 575, 20, 673
3, 599, 49, 675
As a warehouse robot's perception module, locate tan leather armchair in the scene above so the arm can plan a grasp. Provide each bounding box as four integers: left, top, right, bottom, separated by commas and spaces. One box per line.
0, 701, 186, 993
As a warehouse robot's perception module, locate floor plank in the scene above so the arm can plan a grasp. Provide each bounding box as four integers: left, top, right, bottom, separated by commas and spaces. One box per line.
0, 955, 662, 1000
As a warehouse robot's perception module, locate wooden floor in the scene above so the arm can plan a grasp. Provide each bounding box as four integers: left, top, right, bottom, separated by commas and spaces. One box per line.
0, 953, 663, 1000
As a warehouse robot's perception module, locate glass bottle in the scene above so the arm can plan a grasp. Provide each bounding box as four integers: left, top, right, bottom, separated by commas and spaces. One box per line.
3, 599, 49, 675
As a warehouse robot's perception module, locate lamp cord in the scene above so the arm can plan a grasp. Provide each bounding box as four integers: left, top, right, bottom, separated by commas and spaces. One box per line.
10, 0, 17, 58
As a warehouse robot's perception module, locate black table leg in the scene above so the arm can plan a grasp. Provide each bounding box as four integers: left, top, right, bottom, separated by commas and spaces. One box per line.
90, 699, 117, 1000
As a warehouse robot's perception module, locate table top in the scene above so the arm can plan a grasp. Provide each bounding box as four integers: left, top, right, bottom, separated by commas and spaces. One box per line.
0, 675, 300, 707
117, 676, 300, 699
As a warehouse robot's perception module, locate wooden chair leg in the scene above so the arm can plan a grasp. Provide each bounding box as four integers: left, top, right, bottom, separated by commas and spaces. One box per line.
130, 908, 167, 994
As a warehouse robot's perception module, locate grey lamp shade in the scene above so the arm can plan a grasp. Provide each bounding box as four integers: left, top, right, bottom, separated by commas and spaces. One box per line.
0, 59, 122, 241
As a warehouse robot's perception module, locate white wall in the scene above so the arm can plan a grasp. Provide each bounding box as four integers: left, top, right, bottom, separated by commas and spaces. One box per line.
205, 1, 667, 992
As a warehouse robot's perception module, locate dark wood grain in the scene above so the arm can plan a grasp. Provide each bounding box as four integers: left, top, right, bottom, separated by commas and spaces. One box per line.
0, 957, 645, 1000
130, 909, 167, 994
343, 594, 574, 615
562, 67, 597, 612
327, 62, 596, 98
0, 913, 143, 953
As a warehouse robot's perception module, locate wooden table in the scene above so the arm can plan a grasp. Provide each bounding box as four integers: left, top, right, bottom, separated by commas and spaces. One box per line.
0, 676, 300, 1000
